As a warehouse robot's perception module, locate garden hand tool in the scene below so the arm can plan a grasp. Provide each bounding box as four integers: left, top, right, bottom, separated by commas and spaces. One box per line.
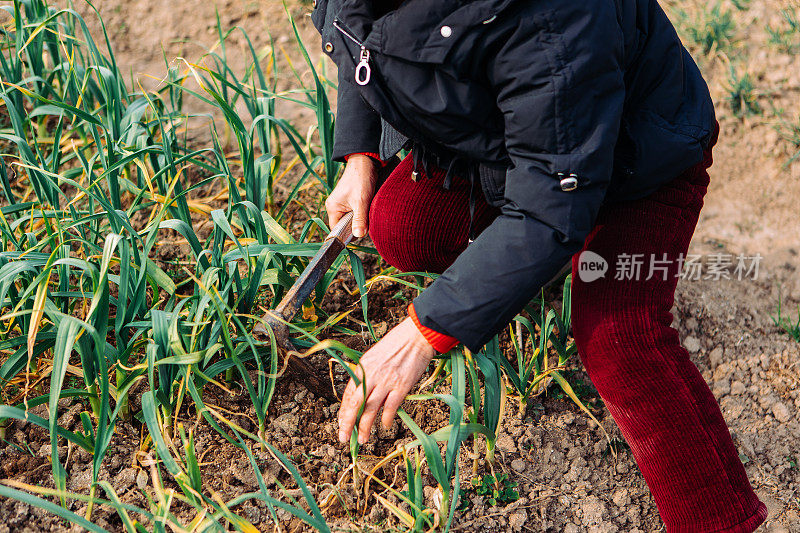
253, 212, 354, 401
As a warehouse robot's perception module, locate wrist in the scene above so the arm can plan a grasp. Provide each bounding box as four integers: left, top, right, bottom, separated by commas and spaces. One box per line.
342, 156, 378, 188
407, 304, 459, 354
344, 152, 383, 167
402, 316, 436, 354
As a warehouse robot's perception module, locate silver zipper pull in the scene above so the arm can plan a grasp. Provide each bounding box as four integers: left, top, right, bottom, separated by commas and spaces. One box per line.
355, 47, 371, 85
332, 19, 372, 86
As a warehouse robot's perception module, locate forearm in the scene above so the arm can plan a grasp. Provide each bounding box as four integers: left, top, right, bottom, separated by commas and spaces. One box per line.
412, 212, 584, 352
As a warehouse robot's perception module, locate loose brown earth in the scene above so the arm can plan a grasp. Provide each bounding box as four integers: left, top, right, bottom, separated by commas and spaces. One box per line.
0, 0, 799, 532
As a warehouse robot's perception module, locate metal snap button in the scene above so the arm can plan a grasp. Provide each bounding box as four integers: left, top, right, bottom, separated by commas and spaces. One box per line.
440, 25, 453, 38
324, 42, 334, 53
560, 173, 579, 192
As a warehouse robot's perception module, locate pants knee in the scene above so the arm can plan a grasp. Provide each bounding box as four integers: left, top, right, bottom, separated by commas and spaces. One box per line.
572, 306, 681, 388
369, 192, 461, 273
367, 152, 499, 273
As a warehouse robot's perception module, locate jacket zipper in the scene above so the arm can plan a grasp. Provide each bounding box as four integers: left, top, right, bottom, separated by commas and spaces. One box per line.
332, 19, 372, 86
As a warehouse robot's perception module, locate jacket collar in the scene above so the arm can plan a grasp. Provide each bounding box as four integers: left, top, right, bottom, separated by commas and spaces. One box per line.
337, 0, 516, 63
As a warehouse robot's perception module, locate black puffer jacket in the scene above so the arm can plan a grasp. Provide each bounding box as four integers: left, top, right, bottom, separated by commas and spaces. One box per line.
312, 0, 716, 352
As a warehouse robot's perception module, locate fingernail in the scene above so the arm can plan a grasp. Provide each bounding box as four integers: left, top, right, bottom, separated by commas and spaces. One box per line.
338, 431, 346, 443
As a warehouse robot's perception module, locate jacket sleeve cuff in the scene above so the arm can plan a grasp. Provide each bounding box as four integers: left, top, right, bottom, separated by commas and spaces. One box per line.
343, 152, 386, 166
408, 303, 459, 353
333, 79, 382, 162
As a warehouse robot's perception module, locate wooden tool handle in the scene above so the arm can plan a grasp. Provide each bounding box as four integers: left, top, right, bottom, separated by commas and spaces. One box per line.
255, 212, 354, 336
273, 212, 353, 322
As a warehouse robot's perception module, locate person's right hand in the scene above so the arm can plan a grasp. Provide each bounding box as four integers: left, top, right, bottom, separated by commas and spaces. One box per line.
325, 154, 379, 238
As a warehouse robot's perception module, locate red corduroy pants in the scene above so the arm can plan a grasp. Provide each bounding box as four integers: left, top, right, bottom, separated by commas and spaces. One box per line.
368, 136, 768, 532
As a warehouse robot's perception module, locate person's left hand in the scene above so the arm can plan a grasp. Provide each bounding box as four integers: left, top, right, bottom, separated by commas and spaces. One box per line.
338, 317, 437, 444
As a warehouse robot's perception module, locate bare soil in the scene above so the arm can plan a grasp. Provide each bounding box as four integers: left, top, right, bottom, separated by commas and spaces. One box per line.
1, 1, 799, 532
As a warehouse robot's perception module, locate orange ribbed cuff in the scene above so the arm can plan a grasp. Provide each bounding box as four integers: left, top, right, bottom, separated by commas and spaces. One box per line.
344, 152, 385, 166
408, 303, 459, 353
